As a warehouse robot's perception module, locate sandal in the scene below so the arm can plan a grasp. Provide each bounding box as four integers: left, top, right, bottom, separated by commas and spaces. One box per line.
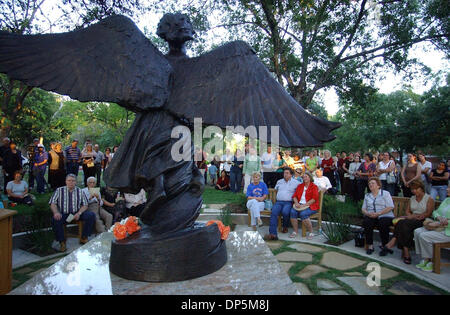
289, 232, 297, 238
403, 256, 412, 265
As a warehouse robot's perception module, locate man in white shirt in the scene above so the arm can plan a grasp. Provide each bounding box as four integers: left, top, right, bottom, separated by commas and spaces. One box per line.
314, 169, 334, 194
261, 146, 276, 188
220, 149, 233, 176
264, 168, 300, 240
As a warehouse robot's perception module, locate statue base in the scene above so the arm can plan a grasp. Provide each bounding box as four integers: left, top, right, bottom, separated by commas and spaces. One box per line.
109, 223, 227, 282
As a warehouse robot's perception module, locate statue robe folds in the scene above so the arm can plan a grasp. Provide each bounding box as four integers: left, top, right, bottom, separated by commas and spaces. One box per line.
104, 110, 204, 235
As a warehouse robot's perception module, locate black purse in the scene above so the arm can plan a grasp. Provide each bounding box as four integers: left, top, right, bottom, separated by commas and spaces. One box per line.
353, 229, 365, 247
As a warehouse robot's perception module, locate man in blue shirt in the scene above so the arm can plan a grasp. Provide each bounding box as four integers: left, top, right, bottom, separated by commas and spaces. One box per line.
246, 172, 269, 230
64, 139, 82, 177
33, 144, 48, 193
265, 167, 300, 240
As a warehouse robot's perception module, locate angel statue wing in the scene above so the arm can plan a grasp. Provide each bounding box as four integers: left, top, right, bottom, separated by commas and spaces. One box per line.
165, 40, 340, 148
0, 15, 172, 111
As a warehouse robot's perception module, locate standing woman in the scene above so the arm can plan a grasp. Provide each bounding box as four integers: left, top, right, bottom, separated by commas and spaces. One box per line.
342, 152, 354, 196
321, 150, 336, 188
272, 151, 287, 183
362, 177, 395, 256
82, 144, 97, 187
103, 147, 112, 170
305, 151, 319, 173
377, 152, 396, 196
2, 141, 22, 192
401, 153, 421, 198
348, 154, 362, 201
229, 149, 244, 193
355, 153, 377, 202
48, 142, 66, 190
429, 161, 449, 201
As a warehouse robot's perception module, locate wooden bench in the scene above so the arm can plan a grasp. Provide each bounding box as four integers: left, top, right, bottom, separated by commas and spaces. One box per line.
433, 242, 450, 274
247, 188, 324, 236
365, 196, 449, 273
64, 220, 84, 242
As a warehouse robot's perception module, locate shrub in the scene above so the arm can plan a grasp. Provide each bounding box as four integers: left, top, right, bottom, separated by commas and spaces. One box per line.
322, 211, 353, 246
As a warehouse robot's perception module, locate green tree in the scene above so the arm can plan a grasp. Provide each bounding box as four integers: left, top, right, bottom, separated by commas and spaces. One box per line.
210, 0, 449, 108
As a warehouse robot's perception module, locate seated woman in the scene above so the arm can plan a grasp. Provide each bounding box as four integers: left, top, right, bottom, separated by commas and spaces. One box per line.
385, 180, 434, 264
215, 170, 230, 191
414, 184, 450, 272
246, 172, 268, 231
290, 171, 319, 240
362, 177, 395, 256
124, 188, 147, 217
6, 171, 33, 206
82, 177, 113, 232
101, 186, 125, 223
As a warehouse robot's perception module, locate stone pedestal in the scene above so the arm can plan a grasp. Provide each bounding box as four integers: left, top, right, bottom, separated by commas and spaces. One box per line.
10, 231, 300, 295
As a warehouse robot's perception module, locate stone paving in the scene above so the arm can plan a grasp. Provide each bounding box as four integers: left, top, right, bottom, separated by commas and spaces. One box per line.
267, 238, 448, 295
11, 222, 450, 295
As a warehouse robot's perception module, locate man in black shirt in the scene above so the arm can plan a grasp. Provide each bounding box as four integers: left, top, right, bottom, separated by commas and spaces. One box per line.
3, 141, 22, 192
27, 138, 40, 189
0, 137, 11, 192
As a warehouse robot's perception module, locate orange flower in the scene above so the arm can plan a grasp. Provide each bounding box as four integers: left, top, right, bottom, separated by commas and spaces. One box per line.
125, 216, 140, 234
113, 223, 128, 240
206, 220, 230, 240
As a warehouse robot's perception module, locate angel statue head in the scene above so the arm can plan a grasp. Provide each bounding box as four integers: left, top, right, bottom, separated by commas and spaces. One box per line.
157, 13, 196, 57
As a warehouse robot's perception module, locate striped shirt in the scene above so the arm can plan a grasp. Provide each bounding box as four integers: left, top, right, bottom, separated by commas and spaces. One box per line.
49, 186, 88, 214
64, 146, 82, 162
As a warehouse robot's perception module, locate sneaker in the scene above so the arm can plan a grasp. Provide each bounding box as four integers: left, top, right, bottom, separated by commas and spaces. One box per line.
415, 260, 427, 269
421, 262, 433, 272
257, 218, 263, 227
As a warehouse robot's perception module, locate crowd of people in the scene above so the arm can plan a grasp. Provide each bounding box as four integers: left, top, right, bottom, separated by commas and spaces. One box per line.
1, 137, 449, 265
196, 146, 450, 202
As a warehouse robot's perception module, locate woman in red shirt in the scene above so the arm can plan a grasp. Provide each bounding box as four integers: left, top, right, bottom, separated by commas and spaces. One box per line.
321, 150, 336, 188
289, 172, 320, 239
215, 170, 230, 191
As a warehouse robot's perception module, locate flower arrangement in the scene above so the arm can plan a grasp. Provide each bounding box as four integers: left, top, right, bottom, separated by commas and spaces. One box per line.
110, 216, 142, 240
206, 220, 230, 240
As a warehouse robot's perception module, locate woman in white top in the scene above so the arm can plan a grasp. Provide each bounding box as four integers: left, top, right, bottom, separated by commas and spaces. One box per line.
386, 180, 434, 264
348, 154, 362, 202
82, 176, 113, 232
362, 177, 395, 256
376, 152, 396, 196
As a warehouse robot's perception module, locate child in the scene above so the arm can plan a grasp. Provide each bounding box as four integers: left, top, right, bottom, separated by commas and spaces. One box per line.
208, 163, 218, 186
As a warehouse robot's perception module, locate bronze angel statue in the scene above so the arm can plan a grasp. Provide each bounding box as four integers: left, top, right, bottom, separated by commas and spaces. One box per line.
0, 13, 339, 281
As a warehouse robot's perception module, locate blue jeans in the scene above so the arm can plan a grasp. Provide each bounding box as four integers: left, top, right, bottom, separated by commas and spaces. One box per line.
229, 171, 242, 193
34, 168, 47, 193
290, 207, 316, 220
431, 185, 447, 202
52, 211, 95, 242
269, 201, 292, 236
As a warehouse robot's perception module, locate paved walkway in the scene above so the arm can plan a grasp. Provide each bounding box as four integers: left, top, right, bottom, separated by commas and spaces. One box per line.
250, 224, 450, 294
12, 222, 450, 294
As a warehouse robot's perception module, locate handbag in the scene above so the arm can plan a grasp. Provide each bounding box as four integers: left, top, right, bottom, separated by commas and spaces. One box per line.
264, 199, 273, 210
423, 218, 445, 232
386, 161, 397, 184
